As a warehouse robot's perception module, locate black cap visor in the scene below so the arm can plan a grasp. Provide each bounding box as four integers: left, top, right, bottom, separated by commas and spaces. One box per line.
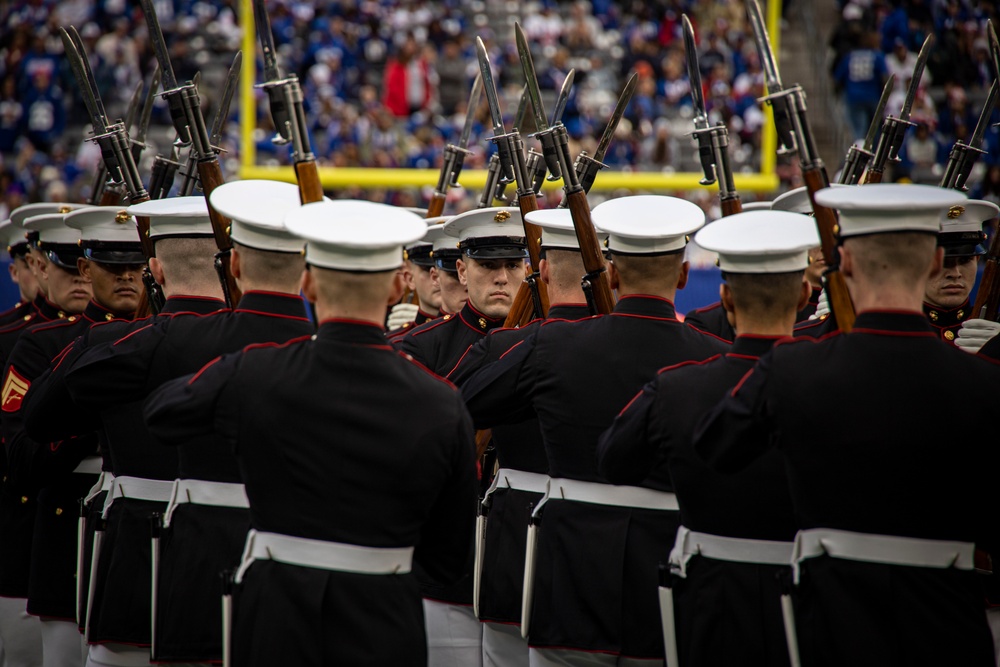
460, 235, 529, 260
939, 231, 987, 258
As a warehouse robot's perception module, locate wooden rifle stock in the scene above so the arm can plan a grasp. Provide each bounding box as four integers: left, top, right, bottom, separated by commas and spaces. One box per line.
860, 169, 883, 185
502, 192, 550, 328
565, 190, 614, 314
196, 158, 241, 306
426, 193, 447, 219
972, 219, 1000, 321
720, 196, 743, 217
802, 169, 856, 331
99, 186, 125, 207
294, 160, 324, 205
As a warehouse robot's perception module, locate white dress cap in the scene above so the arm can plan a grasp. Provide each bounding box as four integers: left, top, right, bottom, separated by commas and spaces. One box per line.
443, 207, 527, 260
209, 180, 310, 253
285, 200, 428, 272
406, 216, 449, 265
695, 211, 820, 273
940, 199, 999, 233
771, 184, 850, 214
591, 195, 705, 255
814, 184, 967, 238
23, 212, 84, 245
740, 201, 774, 212
65, 206, 141, 244
0, 220, 27, 251
10, 202, 86, 229
126, 196, 215, 240
524, 208, 608, 251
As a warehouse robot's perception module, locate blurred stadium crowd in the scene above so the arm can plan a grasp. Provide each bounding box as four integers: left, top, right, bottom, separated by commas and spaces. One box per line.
0, 0, 777, 220
830, 0, 1000, 197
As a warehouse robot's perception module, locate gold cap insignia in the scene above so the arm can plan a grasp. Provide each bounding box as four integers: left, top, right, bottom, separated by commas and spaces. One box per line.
115, 210, 130, 224
494, 210, 511, 223
947, 205, 965, 219
58, 205, 72, 214
403, 249, 410, 261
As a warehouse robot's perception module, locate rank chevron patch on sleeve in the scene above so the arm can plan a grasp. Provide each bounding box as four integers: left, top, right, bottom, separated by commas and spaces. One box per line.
1, 366, 30, 413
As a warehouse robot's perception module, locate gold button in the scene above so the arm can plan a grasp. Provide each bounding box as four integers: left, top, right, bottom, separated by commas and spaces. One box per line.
957, 310, 964, 319
443, 314, 451, 321
68, 316, 77, 322
22, 315, 30, 321
57, 311, 66, 319
945, 330, 955, 341
55, 508, 63, 516
478, 317, 487, 329
105, 313, 113, 321
20, 496, 28, 504
929, 311, 939, 322
832, 224, 839, 235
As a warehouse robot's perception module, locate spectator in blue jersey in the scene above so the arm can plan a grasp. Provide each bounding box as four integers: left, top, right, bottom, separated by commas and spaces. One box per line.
834, 31, 889, 142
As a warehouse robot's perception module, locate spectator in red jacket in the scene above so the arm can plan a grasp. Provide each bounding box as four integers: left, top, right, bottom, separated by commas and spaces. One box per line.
383, 35, 436, 117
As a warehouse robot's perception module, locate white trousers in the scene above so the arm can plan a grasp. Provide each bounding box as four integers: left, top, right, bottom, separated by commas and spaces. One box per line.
528, 647, 663, 667
423, 600, 483, 667
38, 620, 84, 667
83, 644, 209, 667
483, 621, 528, 667
987, 607, 1000, 667
0, 597, 41, 667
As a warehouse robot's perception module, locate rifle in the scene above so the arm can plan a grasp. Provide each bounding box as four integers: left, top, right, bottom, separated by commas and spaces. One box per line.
516, 23, 615, 316
748, 0, 855, 331
429, 74, 482, 217
138, 0, 240, 307
475, 37, 548, 324
971, 22, 1000, 321
940, 80, 998, 191
861, 34, 933, 184
62, 27, 165, 314
252, 0, 322, 205
683, 14, 741, 216
839, 74, 893, 185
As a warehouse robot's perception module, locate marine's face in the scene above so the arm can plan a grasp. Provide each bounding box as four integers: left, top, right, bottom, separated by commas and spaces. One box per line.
925, 255, 978, 309
457, 256, 525, 320
81, 260, 143, 316
411, 263, 441, 312
11, 256, 39, 302
43, 263, 91, 314
431, 266, 467, 314
26, 247, 49, 294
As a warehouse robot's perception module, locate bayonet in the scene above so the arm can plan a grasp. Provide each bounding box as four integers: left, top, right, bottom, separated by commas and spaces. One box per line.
124, 82, 143, 135
940, 80, 998, 191
514, 84, 530, 131
60, 29, 105, 134
839, 74, 893, 184
550, 69, 576, 127
428, 73, 483, 217
683, 16, 708, 132
139, 0, 178, 92
68, 27, 108, 124
130, 65, 161, 165
899, 34, 933, 122
514, 24, 563, 181
475, 37, 515, 184
254, 0, 281, 83
570, 72, 638, 197
210, 52, 242, 151
747, 0, 796, 154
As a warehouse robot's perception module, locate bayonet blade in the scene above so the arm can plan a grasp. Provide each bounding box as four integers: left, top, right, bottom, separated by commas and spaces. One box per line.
138, 0, 179, 91
458, 72, 483, 149
971, 80, 999, 149
68, 26, 108, 123
134, 65, 161, 146
210, 51, 242, 148
514, 23, 550, 133
682, 15, 709, 130
550, 69, 575, 126
747, 0, 782, 94
253, 0, 281, 82
594, 72, 638, 162
863, 73, 894, 151
124, 81, 143, 133
514, 84, 530, 131
990, 21, 1000, 85
899, 34, 933, 121
60, 29, 105, 133
475, 38, 506, 134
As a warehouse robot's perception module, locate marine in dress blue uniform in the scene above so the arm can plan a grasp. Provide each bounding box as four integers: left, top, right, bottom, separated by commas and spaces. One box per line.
461, 195, 728, 667
598, 210, 819, 667
694, 184, 999, 667
144, 199, 477, 667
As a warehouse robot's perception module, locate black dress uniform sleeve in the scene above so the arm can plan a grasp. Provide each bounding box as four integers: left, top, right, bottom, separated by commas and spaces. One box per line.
693, 351, 777, 474
65, 320, 167, 409
22, 335, 100, 442
596, 380, 663, 485
413, 390, 478, 587
143, 354, 234, 447
3, 332, 94, 488
460, 331, 537, 428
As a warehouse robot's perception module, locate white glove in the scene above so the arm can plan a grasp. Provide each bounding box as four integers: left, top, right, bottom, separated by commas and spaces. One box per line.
809, 288, 830, 320
955, 318, 1000, 354
387, 302, 419, 331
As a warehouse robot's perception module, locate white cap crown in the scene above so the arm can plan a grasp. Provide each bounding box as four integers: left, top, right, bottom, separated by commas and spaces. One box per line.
592, 195, 705, 255
695, 211, 820, 273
